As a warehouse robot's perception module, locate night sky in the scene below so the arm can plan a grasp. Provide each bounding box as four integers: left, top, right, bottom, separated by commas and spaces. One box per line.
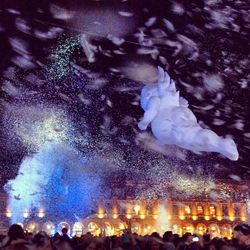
0, 0, 250, 190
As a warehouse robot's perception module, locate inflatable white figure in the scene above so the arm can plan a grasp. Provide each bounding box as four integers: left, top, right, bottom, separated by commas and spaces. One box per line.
138, 66, 239, 161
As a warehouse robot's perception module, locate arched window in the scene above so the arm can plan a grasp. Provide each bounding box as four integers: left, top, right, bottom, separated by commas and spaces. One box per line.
209, 224, 220, 238
221, 224, 232, 239
72, 222, 84, 237
88, 222, 100, 236
143, 224, 152, 235
183, 223, 194, 234
196, 223, 207, 235
197, 205, 203, 215
104, 222, 114, 236
209, 205, 216, 216
58, 222, 71, 235
184, 205, 191, 215
131, 222, 141, 235
42, 222, 55, 236
172, 224, 182, 235
222, 204, 228, 216
26, 221, 39, 234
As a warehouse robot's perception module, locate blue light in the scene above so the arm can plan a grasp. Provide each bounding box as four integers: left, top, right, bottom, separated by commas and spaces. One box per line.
5, 143, 102, 224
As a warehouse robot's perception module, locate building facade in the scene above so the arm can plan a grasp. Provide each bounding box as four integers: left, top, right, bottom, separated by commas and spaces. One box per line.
0, 181, 249, 238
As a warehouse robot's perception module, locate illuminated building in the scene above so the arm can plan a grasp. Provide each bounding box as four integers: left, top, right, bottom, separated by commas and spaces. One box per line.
0, 181, 249, 237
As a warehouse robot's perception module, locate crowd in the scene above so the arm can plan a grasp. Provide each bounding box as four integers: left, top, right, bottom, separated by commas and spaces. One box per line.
0, 224, 249, 250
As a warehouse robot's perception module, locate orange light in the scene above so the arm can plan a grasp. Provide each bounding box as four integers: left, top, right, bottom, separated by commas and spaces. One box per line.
217, 216, 222, 221
134, 205, 140, 215
113, 213, 118, 219
192, 215, 198, 220
204, 215, 210, 221
139, 214, 146, 219
229, 216, 235, 221
153, 214, 158, 219
97, 207, 105, 218
241, 216, 246, 222
97, 213, 105, 219
179, 215, 185, 220
126, 214, 132, 219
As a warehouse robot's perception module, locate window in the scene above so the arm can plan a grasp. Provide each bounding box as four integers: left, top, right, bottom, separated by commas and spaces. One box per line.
234, 204, 240, 216
72, 222, 84, 237
222, 205, 228, 216
183, 223, 194, 234
42, 222, 55, 236
197, 205, 203, 215
173, 204, 178, 215
210, 205, 216, 216
88, 222, 100, 236
196, 223, 207, 235
185, 205, 191, 215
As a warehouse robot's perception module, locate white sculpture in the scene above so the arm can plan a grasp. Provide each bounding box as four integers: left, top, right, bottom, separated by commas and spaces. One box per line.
138, 66, 239, 161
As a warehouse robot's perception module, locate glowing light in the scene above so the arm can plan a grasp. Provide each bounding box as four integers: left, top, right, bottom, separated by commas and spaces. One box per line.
37, 208, 45, 218
179, 215, 185, 220
241, 216, 246, 222
204, 215, 210, 220
23, 209, 29, 218
157, 204, 170, 234
97, 213, 105, 219
197, 205, 203, 215
119, 223, 125, 230
229, 216, 235, 221
42, 222, 55, 236
209, 206, 216, 216
27, 222, 38, 233
185, 206, 191, 214
97, 207, 105, 218
113, 213, 118, 219
88, 222, 99, 236
134, 204, 140, 215
145, 225, 151, 231
6, 209, 12, 218
126, 214, 132, 219
73, 222, 84, 237
192, 215, 198, 220
105, 223, 115, 236
152, 214, 158, 219
139, 214, 146, 219
6, 143, 101, 224
217, 216, 222, 221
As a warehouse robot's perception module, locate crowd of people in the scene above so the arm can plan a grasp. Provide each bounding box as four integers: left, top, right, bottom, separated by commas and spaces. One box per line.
0, 224, 249, 250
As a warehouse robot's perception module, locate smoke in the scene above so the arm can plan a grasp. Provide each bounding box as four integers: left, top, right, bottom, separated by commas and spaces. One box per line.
156, 203, 170, 235
5, 143, 104, 224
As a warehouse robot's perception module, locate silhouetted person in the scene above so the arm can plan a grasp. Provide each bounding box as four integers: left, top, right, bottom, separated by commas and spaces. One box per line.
163, 231, 175, 250
233, 224, 250, 250
0, 224, 29, 249
60, 227, 71, 244
177, 233, 193, 250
